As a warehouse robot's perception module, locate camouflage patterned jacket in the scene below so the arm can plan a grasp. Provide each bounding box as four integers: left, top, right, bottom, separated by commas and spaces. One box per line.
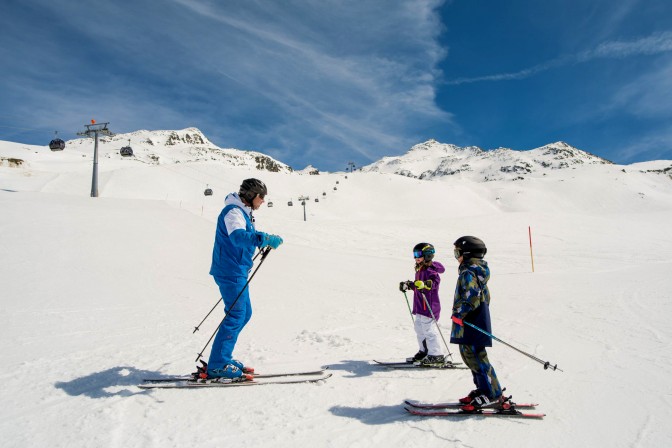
449, 259, 492, 347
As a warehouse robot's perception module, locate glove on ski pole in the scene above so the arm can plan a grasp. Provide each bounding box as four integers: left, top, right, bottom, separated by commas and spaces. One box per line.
399, 281, 413, 292
461, 320, 562, 372
414, 279, 433, 290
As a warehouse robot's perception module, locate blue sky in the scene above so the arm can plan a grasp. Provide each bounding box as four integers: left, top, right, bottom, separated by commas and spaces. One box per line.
1, 0, 671, 171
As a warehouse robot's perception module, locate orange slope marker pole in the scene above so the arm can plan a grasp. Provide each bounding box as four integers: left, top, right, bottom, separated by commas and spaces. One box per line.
529, 226, 535, 273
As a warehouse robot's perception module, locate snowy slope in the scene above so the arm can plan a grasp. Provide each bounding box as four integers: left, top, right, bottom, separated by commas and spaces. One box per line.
1, 137, 672, 448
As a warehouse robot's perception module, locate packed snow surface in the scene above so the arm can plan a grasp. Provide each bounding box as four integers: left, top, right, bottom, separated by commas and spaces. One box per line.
1, 136, 672, 447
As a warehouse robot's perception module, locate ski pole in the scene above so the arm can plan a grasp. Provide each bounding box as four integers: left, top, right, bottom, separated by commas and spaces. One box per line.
194, 247, 272, 362
419, 291, 454, 359
193, 248, 266, 333
401, 290, 415, 325
461, 320, 562, 372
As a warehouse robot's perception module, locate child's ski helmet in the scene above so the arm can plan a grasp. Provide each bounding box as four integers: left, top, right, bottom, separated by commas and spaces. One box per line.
239, 178, 267, 204
453, 236, 487, 260
413, 242, 435, 262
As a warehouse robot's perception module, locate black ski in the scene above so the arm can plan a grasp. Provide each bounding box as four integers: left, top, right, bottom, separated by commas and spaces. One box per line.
143, 368, 327, 383
139, 373, 332, 389
373, 360, 467, 370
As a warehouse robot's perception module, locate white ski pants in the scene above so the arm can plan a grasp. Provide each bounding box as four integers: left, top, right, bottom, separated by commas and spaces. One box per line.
414, 314, 442, 356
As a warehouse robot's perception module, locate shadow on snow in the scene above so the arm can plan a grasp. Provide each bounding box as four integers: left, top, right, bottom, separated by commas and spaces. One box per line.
329, 404, 414, 425
324, 359, 383, 378
54, 366, 161, 399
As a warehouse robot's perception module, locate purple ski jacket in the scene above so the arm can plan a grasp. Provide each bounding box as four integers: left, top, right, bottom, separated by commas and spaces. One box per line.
411, 261, 445, 320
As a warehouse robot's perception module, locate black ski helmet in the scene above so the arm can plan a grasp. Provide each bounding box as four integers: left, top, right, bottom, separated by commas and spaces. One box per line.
239, 178, 267, 204
413, 242, 435, 262
453, 236, 487, 260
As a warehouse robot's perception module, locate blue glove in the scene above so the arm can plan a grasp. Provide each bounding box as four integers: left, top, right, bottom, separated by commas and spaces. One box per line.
260, 233, 283, 249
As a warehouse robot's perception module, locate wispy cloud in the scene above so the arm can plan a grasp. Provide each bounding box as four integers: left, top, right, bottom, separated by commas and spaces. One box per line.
613, 130, 672, 163
446, 31, 672, 85
0, 0, 455, 169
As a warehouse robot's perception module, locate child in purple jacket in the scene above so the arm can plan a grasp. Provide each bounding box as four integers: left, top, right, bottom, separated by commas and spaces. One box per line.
399, 242, 446, 365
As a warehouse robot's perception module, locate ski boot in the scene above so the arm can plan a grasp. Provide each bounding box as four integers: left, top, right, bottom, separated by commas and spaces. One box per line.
406, 350, 427, 363
230, 358, 255, 374
461, 394, 513, 413
459, 389, 481, 404
206, 364, 253, 382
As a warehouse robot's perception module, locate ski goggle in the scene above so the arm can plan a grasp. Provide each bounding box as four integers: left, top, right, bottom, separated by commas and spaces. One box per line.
454, 248, 462, 259
413, 246, 435, 259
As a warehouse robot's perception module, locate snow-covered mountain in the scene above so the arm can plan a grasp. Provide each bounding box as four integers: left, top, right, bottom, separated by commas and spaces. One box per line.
362, 140, 621, 181
39, 127, 293, 173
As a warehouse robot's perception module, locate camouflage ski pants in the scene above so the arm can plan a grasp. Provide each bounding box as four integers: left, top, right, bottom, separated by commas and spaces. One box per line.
459, 344, 502, 399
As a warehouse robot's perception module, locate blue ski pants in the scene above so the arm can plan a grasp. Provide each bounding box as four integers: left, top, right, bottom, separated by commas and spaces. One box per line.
207, 276, 252, 370
459, 344, 502, 399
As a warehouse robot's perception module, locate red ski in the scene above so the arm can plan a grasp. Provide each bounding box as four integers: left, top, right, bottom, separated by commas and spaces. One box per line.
405, 399, 538, 409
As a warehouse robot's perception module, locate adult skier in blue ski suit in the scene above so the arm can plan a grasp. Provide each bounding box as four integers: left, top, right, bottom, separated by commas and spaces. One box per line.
207, 178, 283, 379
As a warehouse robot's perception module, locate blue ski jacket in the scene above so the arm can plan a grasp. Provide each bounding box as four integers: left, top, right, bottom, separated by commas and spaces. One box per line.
210, 193, 264, 279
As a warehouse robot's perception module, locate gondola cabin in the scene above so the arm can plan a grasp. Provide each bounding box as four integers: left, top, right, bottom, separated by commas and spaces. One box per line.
288, 200, 293, 206
49, 131, 65, 151
268, 201, 274, 207
49, 139, 65, 151
120, 139, 133, 157
204, 186, 213, 196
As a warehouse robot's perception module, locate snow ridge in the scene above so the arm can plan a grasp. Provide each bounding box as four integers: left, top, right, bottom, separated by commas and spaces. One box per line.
362, 140, 613, 181
63, 127, 293, 173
